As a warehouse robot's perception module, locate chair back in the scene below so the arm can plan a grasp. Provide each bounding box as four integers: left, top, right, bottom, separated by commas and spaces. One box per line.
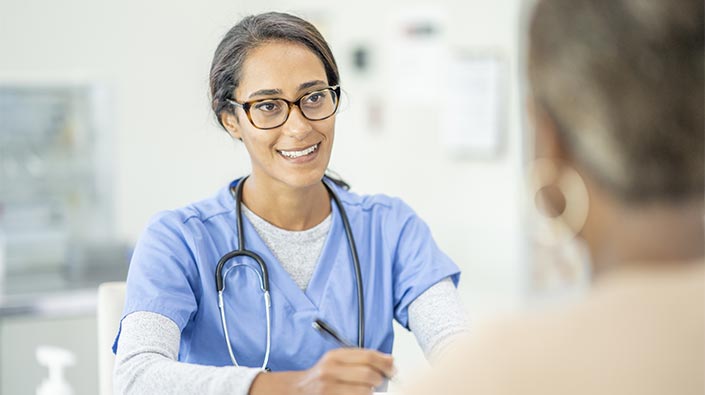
97, 281, 126, 395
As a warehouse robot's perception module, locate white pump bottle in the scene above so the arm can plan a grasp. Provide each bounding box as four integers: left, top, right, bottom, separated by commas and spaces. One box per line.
36, 345, 75, 395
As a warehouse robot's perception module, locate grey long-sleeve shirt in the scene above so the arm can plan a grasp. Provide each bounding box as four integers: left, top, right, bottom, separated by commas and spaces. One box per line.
114, 205, 468, 394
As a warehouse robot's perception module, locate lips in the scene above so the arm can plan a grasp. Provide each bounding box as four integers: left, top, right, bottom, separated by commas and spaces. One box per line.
277, 143, 319, 159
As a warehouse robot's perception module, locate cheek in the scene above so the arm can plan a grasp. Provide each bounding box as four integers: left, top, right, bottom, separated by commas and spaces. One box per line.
318, 119, 336, 139
241, 131, 275, 157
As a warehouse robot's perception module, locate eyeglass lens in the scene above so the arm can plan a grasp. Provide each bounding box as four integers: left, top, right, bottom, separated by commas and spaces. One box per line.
249, 88, 338, 129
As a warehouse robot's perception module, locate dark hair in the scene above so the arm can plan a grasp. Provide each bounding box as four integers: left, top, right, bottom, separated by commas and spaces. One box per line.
209, 12, 340, 130
528, 0, 704, 202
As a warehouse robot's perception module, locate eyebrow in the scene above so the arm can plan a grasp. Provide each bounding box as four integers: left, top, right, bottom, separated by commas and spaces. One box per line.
298, 80, 327, 91
246, 80, 328, 100
248, 88, 282, 99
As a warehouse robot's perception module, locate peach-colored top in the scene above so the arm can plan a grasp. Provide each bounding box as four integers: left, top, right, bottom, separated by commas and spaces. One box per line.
406, 261, 704, 395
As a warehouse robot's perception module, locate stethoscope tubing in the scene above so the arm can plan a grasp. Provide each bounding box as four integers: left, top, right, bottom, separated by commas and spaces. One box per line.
325, 180, 365, 348
214, 176, 364, 370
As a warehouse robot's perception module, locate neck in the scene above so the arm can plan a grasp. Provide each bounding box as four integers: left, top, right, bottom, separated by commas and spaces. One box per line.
584, 197, 704, 277
240, 175, 331, 231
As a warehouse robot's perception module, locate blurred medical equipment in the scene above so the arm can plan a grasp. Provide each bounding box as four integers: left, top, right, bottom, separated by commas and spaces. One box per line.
0, 84, 120, 281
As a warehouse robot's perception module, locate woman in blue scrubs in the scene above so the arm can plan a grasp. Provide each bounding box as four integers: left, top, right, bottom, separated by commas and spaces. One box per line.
113, 12, 466, 395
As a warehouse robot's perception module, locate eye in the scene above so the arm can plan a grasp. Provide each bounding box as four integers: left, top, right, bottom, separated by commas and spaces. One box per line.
254, 100, 281, 113
304, 91, 328, 104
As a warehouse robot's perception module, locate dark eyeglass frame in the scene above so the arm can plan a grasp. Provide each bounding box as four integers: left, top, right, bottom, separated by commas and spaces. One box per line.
227, 85, 341, 130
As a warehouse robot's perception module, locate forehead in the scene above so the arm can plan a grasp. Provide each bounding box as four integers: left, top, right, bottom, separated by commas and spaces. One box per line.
236, 41, 328, 98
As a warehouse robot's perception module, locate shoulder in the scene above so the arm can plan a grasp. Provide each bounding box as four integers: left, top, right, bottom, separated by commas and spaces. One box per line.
327, 182, 435, 251
145, 183, 235, 230
329, 180, 417, 220
406, 308, 578, 395
138, 182, 236, 246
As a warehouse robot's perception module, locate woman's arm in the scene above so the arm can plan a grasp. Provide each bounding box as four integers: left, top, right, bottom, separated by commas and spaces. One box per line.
114, 311, 394, 395
408, 277, 470, 360
114, 311, 262, 395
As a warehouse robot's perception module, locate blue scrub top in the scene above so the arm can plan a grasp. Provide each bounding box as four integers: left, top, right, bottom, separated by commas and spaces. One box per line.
114, 178, 460, 371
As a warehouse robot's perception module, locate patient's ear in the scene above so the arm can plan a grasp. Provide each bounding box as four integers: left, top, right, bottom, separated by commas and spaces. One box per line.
221, 112, 242, 141
527, 98, 567, 160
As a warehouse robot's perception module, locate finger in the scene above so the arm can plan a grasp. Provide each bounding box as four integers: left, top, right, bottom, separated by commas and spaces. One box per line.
326, 349, 395, 378
300, 367, 375, 395
331, 348, 394, 375
327, 364, 386, 387
324, 382, 376, 395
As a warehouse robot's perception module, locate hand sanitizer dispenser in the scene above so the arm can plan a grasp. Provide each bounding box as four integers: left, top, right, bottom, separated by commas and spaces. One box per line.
36, 345, 75, 395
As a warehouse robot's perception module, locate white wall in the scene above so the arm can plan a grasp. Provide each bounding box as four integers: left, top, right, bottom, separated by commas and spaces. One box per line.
0, 0, 527, 386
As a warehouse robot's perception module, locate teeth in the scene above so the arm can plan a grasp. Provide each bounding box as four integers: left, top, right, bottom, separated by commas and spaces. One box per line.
279, 144, 318, 159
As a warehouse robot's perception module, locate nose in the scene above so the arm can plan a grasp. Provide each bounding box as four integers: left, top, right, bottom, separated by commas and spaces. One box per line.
281, 105, 313, 140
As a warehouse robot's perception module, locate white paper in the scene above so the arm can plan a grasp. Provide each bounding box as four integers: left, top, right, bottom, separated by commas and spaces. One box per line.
387, 7, 448, 105
440, 55, 504, 157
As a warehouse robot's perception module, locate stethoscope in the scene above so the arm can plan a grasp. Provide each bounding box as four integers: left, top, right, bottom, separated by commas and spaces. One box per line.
215, 176, 365, 370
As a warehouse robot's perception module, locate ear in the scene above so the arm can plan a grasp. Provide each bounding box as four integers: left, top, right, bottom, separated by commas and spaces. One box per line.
527, 97, 568, 160
221, 111, 243, 141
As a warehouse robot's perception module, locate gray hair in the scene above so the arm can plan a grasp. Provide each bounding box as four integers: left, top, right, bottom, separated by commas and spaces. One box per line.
528, 0, 704, 202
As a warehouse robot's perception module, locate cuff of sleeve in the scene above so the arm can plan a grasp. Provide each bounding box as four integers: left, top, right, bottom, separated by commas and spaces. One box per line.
225, 366, 265, 395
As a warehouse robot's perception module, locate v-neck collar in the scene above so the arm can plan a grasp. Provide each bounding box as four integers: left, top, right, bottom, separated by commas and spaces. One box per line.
238, 197, 346, 313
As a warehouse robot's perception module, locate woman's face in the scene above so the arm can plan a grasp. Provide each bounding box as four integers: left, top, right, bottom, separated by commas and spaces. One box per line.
223, 41, 336, 191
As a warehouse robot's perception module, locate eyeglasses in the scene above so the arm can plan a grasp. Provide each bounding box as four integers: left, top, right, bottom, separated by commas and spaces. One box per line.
227, 86, 341, 130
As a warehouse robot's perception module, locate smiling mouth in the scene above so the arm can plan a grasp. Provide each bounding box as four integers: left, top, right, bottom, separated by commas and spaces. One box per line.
278, 143, 319, 159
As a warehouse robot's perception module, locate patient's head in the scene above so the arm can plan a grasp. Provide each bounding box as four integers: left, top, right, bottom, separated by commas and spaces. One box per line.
528, 0, 703, 203
526, 0, 703, 268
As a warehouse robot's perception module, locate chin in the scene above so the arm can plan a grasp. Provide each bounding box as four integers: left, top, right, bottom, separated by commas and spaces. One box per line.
268, 166, 326, 191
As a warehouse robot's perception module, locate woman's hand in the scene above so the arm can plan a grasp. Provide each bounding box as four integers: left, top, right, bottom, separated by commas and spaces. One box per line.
249, 348, 394, 395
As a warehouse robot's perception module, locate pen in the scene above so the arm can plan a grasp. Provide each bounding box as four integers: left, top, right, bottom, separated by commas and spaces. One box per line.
312, 318, 355, 348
